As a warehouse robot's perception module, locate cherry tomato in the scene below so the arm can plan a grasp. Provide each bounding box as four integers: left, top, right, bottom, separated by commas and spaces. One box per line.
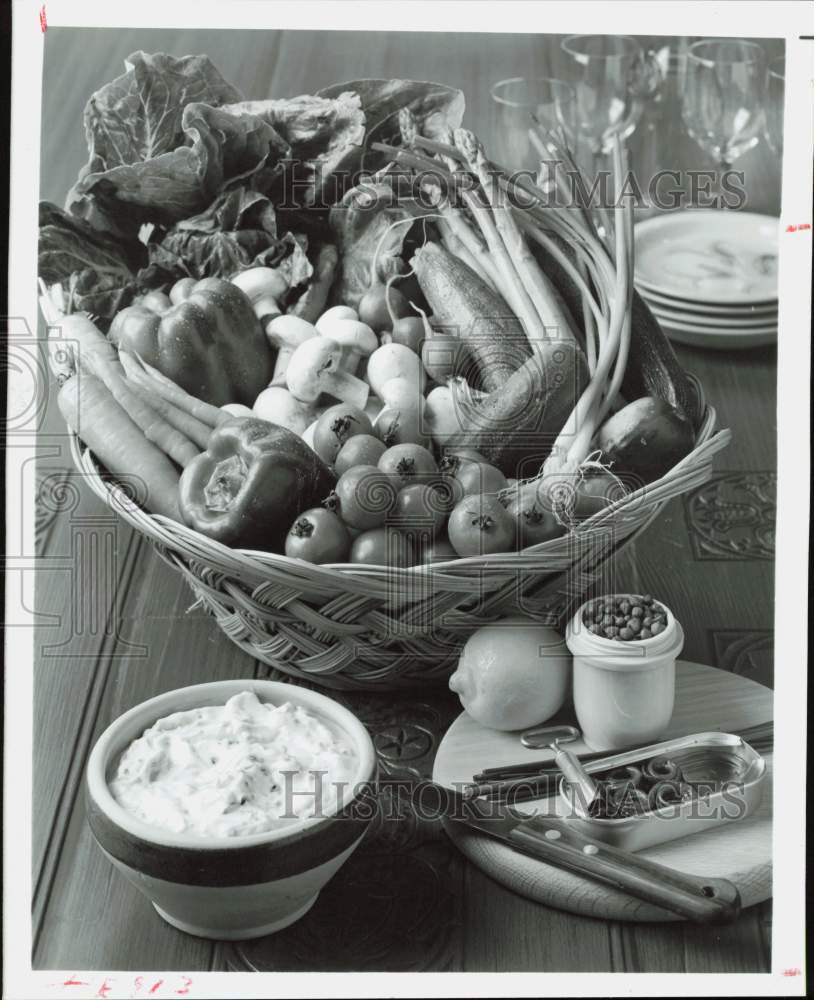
378, 443, 438, 488
350, 527, 411, 566
506, 496, 566, 548
447, 494, 515, 557
450, 459, 509, 498
335, 434, 387, 476
393, 483, 448, 539
573, 470, 627, 519
375, 405, 431, 448
417, 536, 459, 565
438, 448, 489, 472
334, 465, 397, 530
285, 508, 351, 564
313, 403, 373, 466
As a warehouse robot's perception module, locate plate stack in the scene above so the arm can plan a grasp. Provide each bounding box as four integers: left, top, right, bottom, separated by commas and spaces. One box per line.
634, 210, 778, 350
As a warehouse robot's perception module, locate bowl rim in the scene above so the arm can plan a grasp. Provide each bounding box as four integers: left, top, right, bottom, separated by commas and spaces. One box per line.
86, 678, 377, 851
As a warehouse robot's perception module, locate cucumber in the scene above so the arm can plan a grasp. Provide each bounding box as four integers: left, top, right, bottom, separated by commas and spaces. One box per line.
411, 242, 530, 393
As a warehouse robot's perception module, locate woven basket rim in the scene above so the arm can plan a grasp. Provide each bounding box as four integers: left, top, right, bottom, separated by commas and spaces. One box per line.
67, 401, 731, 587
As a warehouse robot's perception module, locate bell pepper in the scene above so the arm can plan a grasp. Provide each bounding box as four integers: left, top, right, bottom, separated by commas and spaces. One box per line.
108, 277, 274, 407
178, 416, 336, 552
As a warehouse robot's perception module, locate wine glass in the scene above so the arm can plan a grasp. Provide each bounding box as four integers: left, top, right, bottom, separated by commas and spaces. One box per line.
764, 56, 785, 156
490, 77, 577, 177
560, 34, 664, 177
682, 39, 766, 170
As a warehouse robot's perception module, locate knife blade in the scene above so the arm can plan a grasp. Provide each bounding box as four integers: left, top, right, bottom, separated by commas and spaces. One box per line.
435, 784, 741, 924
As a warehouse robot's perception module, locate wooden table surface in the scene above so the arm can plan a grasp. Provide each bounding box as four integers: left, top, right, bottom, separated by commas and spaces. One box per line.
33, 28, 779, 973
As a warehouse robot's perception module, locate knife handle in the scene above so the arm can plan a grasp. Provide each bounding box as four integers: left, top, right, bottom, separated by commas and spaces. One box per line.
509, 815, 741, 924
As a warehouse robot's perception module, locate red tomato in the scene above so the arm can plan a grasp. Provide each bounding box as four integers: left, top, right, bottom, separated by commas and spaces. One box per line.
378, 443, 438, 488
334, 434, 387, 476
375, 405, 431, 448
393, 483, 448, 538
334, 465, 397, 530
451, 459, 509, 498
505, 496, 566, 548
440, 447, 489, 468
447, 494, 515, 557
573, 470, 627, 519
417, 536, 459, 565
350, 527, 411, 566
285, 508, 351, 564
313, 403, 374, 466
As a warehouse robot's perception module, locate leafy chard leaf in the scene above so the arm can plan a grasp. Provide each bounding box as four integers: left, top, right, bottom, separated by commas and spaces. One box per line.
229, 91, 365, 206
145, 187, 312, 290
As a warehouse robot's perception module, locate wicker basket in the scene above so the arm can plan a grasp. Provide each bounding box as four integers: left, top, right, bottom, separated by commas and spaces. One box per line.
68, 380, 730, 690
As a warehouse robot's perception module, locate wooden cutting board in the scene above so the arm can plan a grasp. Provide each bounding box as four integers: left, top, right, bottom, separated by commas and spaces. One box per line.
433, 660, 773, 922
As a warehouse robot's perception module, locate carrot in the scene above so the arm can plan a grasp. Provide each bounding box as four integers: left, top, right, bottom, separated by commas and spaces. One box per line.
58, 372, 182, 521
119, 353, 212, 450
82, 358, 200, 468
131, 355, 227, 427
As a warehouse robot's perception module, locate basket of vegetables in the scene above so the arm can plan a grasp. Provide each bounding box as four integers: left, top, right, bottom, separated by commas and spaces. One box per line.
39, 54, 729, 690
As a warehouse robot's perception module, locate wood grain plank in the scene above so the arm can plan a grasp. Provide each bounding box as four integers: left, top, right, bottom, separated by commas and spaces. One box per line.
462, 864, 615, 971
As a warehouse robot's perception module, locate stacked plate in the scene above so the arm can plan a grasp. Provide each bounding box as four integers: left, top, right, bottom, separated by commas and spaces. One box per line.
634, 210, 778, 350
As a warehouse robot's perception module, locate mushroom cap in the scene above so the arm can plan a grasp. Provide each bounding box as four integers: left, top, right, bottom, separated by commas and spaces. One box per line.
316, 305, 358, 331
266, 315, 319, 350
286, 337, 343, 402
231, 266, 289, 303
318, 319, 378, 357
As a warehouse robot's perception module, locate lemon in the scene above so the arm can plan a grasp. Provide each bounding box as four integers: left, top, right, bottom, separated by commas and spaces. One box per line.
449, 618, 572, 731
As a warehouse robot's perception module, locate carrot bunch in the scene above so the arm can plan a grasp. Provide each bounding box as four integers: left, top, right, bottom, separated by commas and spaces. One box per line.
39, 282, 225, 521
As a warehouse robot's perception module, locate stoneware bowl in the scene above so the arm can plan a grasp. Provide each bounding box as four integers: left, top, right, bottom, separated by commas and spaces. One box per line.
86, 678, 376, 940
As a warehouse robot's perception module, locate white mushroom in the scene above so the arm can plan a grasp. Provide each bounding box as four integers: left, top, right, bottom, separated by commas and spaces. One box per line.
265, 315, 319, 385
366, 343, 424, 400
220, 403, 255, 419
253, 386, 316, 435
286, 337, 370, 410
316, 318, 378, 374
231, 267, 289, 322
315, 305, 358, 331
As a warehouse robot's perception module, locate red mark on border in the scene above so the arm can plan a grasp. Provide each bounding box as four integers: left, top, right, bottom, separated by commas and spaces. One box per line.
149, 982, 164, 995
783, 967, 802, 976
39, 5, 47, 32
174, 978, 193, 996
62, 977, 89, 988
786, 224, 811, 233
96, 980, 113, 999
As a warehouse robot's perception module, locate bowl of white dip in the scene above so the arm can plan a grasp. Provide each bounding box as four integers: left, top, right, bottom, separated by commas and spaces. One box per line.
86, 679, 376, 940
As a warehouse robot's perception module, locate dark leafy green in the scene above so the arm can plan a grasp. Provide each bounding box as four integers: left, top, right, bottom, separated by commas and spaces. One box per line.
317, 78, 465, 176
38, 202, 143, 321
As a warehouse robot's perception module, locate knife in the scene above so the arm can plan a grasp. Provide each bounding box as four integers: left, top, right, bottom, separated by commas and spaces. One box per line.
434, 784, 741, 924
